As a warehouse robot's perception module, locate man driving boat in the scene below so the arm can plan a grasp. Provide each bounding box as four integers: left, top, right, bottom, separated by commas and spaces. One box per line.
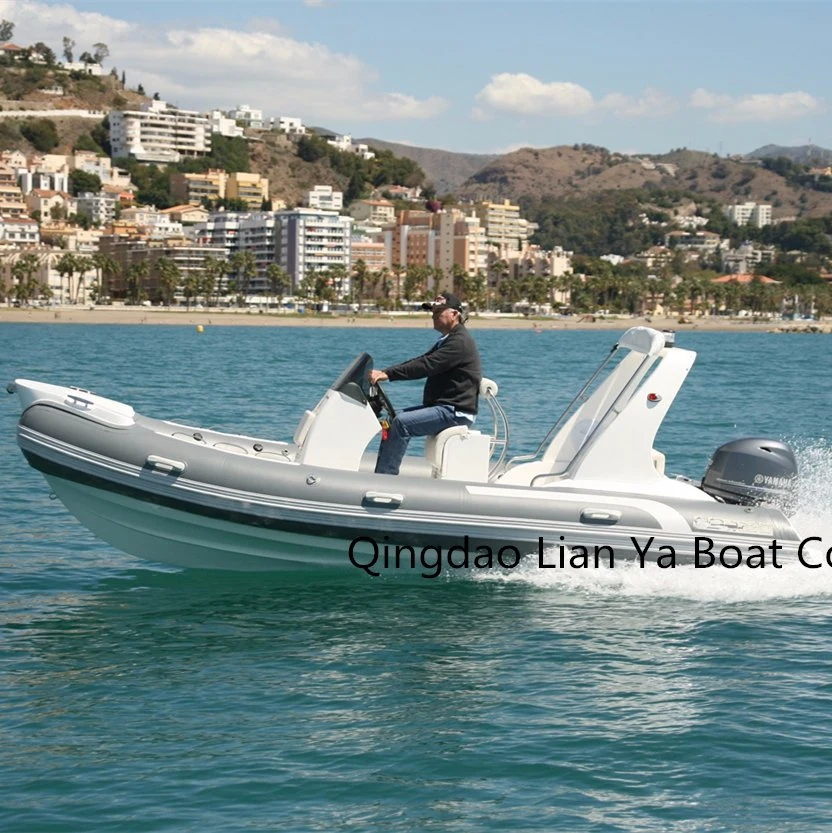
368, 292, 482, 476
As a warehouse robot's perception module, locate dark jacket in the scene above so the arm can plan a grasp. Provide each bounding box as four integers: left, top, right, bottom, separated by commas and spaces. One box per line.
384, 325, 482, 414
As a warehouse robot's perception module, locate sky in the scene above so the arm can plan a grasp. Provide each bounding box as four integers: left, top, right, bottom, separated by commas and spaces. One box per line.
4, 0, 830, 157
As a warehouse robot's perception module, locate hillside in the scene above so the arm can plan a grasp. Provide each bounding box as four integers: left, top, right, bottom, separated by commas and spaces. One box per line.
456, 144, 832, 219
247, 132, 352, 207
358, 138, 496, 194
748, 143, 832, 165
4, 62, 832, 222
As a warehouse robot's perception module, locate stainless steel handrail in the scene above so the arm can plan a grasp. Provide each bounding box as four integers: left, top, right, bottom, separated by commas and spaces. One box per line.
505, 344, 618, 469
483, 390, 509, 480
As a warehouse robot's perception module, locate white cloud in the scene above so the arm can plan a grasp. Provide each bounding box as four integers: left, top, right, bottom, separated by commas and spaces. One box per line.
474, 73, 675, 121
5, 0, 447, 122
598, 88, 678, 118
475, 73, 594, 117
690, 88, 822, 123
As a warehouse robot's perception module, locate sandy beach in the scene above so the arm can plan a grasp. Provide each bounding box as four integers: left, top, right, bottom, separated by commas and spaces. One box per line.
0, 305, 828, 333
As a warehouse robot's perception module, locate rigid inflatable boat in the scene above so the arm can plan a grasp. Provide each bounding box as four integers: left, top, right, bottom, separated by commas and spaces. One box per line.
11, 327, 800, 573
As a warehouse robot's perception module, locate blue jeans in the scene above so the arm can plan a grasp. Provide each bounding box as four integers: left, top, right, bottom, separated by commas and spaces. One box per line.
375, 404, 472, 475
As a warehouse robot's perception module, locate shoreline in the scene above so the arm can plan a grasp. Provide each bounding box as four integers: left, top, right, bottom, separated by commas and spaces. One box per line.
0, 306, 828, 333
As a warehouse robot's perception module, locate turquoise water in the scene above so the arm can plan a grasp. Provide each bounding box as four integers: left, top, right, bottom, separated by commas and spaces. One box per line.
2, 323, 832, 832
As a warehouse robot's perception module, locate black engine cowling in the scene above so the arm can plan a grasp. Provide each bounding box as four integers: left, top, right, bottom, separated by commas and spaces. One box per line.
701, 438, 798, 514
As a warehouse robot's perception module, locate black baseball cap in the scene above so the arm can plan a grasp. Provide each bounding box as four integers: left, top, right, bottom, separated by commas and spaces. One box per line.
420, 292, 463, 313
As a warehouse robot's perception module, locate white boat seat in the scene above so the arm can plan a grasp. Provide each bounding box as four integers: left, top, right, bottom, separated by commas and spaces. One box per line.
651, 449, 666, 475
293, 409, 316, 446
425, 425, 490, 482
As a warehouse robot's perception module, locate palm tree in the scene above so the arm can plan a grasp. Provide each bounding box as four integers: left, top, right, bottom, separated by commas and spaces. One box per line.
11, 253, 40, 305
55, 252, 77, 305
403, 264, 428, 307
351, 259, 369, 308
127, 260, 150, 304
327, 264, 348, 301
182, 274, 198, 310
199, 255, 225, 307
91, 252, 118, 303
156, 257, 181, 307
266, 262, 290, 311
73, 255, 94, 304
229, 250, 257, 307
391, 262, 404, 309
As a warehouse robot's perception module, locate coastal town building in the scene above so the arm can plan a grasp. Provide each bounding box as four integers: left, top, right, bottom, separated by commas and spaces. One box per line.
350, 235, 387, 272
435, 208, 489, 282
25, 189, 77, 220
724, 202, 772, 228
506, 244, 573, 281
349, 199, 395, 226
70, 151, 132, 188
119, 206, 184, 239
237, 213, 281, 292
385, 210, 437, 271
305, 185, 343, 212
226, 172, 269, 210
0, 216, 40, 245
99, 237, 228, 301
276, 116, 306, 135
474, 199, 534, 254
76, 191, 118, 226
109, 100, 211, 164
39, 225, 102, 255
664, 230, 727, 258
721, 242, 777, 274
274, 208, 353, 291
209, 110, 244, 139
170, 169, 229, 206
160, 204, 210, 225
17, 167, 70, 195
195, 210, 245, 254
634, 245, 674, 270
227, 105, 264, 130
0, 180, 28, 217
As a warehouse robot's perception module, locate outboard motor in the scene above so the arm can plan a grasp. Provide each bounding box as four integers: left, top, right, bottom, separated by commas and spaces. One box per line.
701, 438, 798, 514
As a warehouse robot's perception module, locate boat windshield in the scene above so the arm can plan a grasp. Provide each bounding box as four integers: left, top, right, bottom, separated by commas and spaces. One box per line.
329, 353, 374, 404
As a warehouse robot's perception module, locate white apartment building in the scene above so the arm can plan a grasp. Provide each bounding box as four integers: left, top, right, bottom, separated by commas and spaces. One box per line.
236, 212, 282, 293
75, 191, 118, 225
306, 185, 344, 212
18, 169, 70, 195
665, 230, 727, 256
109, 100, 211, 164
276, 208, 353, 292
0, 217, 40, 245
61, 60, 103, 76
276, 116, 306, 135
325, 133, 375, 160
475, 199, 533, 253
195, 210, 247, 255
209, 110, 244, 139
227, 105, 263, 129
721, 242, 777, 274
724, 202, 772, 228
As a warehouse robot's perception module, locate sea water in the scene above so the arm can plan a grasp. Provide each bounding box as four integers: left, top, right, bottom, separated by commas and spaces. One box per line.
1, 323, 832, 832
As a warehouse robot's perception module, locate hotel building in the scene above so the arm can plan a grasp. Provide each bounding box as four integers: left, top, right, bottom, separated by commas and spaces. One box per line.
109, 100, 211, 164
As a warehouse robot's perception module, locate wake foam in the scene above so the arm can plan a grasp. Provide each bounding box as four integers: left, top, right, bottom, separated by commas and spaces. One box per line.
475, 441, 832, 603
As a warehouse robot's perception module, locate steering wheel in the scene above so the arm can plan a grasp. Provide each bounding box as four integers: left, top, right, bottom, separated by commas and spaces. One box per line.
368, 381, 396, 420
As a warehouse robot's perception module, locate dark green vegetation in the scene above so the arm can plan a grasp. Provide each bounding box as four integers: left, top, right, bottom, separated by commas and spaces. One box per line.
297, 134, 424, 203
